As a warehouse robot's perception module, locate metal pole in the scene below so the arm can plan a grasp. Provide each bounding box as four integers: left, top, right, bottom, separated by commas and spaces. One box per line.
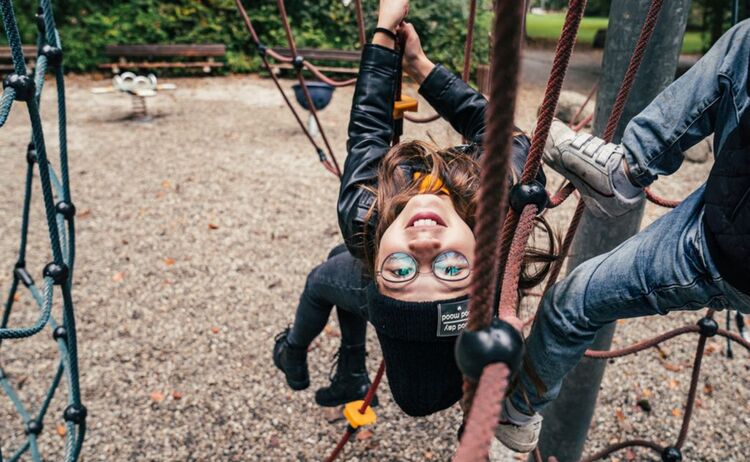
534, 1, 691, 461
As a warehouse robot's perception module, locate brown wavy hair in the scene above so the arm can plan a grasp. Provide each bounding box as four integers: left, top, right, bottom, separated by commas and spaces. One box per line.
362, 140, 557, 291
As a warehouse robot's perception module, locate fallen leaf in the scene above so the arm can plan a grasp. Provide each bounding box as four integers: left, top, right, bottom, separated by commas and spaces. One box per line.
323, 406, 344, 423
13, 293, 21, 302
661, 361, 683, 372
56, 423, 66, 437
150, 391, 165, 403
162, 180, 172, 189
672, 408, 682, 417
112, 272, 125, 282
423, 451, 434, 460
641, 388, 653, 398
77, 208, 92, 219
625, 448, 636, 461
668, 379, 680, 390
268, 280, 281, 289
615, 408, 626, 422
324, 325, 341, 338
211, 326, 220, 334
208, 223, 219, 230
268, 435, 281, 448
164, 257, 176, 266
172, 391, 183, 401
356, 429, 374, 441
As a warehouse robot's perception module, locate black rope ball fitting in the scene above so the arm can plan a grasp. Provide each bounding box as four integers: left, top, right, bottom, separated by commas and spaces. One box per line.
25, 420, 43, 435
509, 180, 549, 214
53, 326, 67, 342
63, 404, 87, 425
697, 317, 719, 337
13, 265, 34, 288
454, 317, 524, 381
41, 44, 63, 68
661, 446, 682, 462
293, 55, 305, 70
26, 142, 37, 164
3, 74, 36, 102
256, 44, 267, 57
43, 262, 69, 285
55, 201, 76, 219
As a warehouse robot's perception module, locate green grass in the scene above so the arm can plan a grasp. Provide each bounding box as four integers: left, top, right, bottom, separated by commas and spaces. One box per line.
526, 13, 703, 55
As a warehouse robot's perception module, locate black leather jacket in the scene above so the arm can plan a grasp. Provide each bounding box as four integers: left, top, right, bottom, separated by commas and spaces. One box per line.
338, 44, 542, 260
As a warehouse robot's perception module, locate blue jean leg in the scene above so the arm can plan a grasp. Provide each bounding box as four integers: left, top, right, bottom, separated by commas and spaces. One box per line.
509, 187, 750, 415
622, 19, 750, 186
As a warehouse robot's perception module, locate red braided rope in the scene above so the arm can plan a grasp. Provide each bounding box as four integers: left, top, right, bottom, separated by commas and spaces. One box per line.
324, 361, 386, 462
499, 205, 537, 317
645, 186, 680, 208
520, 0, 588, 185
453, 363, 510, 462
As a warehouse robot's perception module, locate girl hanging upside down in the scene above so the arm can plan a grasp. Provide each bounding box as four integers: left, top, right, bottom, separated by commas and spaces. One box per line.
274, 0, 554, 416
499, 18, 750, 453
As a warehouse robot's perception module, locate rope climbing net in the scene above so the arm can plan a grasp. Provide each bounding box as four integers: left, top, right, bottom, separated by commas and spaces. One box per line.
0, 1, 85, 461
237, 1, 749, 460
234, 0, 481, 178
455, 1, 750, 461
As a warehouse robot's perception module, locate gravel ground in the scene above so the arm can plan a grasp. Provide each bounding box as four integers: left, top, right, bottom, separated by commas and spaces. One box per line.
0, 65, 748, 462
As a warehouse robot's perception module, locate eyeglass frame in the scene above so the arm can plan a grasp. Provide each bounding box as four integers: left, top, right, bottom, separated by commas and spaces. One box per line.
375, 250, 473, 284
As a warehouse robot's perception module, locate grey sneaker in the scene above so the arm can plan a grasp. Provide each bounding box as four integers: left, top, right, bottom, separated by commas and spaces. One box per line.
543, 119, 644, 217
495, 412, 543, 453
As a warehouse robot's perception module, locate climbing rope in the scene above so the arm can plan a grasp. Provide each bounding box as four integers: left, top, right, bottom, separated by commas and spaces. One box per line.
0, 0, 85, 461
455, 0, 750, 461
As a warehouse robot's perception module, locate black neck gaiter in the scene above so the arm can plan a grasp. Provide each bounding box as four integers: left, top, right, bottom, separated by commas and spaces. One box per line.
366, 283, 470, 417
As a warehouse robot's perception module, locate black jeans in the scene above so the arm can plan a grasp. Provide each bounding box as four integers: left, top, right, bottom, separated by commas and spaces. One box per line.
287, 244, 370, 349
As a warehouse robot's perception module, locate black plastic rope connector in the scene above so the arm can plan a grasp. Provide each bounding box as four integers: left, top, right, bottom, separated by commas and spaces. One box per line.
509, 180, 549, 214
26, 142, 37, 164
53, 326, 67, 342
316, 147, 327, 162
41, 44, 63, 68
661, 446, 682, 462
13, 265, 34, 288
293, 55, 305, 70
25, 420, 43, 435
3, 74, 36, 102
697, 317, 718, 337
55, 201, 76, 219
454, 317, 524, 381
43, 262, 69, 285
35, 7, 45, 34
63, 404, 87, 424
256, 44, 267, 57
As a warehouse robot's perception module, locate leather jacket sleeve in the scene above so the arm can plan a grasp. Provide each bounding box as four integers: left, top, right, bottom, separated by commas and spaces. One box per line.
418, 64, 545, 186
338, 44, 400, 260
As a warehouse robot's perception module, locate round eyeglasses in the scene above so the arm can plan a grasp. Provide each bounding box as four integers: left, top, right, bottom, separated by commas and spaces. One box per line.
377, 251, 472, 284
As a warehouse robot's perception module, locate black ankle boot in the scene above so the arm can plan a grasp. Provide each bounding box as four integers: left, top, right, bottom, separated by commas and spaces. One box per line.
315, 344, 379, 407
273, 328, 310, 390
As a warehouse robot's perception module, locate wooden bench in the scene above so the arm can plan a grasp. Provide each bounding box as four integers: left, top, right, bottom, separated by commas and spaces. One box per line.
98, 44, 226, 74
270, 47, 361, 75
0, 46, 38, 73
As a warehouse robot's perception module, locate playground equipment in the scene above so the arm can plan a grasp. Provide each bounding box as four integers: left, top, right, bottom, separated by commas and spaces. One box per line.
237, 0, 750, 460
0, 0, 85, 461
292, 81, 334, 137
91, 71, 176, 121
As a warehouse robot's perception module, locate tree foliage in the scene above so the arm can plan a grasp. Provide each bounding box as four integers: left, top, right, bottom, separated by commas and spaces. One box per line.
1, 0, 493, 74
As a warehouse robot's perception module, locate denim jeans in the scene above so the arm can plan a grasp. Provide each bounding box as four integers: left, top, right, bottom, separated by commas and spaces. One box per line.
287, 244, 370, 349
510, 19, 750, 415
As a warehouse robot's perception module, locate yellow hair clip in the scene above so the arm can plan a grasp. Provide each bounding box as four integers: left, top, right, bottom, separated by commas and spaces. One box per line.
413, 171, 450, 196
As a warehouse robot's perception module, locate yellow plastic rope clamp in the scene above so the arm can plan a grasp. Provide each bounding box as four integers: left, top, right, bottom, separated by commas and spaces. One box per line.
393, 95, 419, 119
343, 400, 377, 429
